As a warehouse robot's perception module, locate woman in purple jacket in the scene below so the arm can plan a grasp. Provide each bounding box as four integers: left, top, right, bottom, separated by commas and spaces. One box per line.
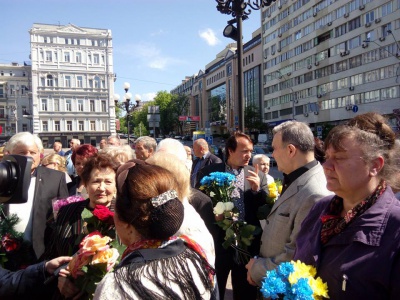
294, 112, 400, 299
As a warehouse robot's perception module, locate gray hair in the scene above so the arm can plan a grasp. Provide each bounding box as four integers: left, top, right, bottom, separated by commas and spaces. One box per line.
5, 132, 43, 153
252, 154, 270, 166
71, 138, 81, 145
100, 145, 135, 163
135, 136, 157, 152
156, 138, 187, 162
272, 121, 315, 152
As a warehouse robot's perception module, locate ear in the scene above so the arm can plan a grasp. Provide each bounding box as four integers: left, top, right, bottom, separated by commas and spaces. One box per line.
369, 156, 384, 177
287, 144, 297, 158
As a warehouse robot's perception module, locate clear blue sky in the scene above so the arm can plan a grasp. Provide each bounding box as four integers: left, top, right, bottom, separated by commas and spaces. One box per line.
1, 0, 261, 101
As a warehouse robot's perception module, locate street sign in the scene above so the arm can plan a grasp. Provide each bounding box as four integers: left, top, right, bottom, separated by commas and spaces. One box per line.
317, 126, 322, 133
352, 105, 358, 113
148, 122, 159, 127
205, 136, 213, 144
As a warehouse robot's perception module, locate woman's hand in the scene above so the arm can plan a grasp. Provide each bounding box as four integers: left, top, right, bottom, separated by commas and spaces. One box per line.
58, 270, 83, 299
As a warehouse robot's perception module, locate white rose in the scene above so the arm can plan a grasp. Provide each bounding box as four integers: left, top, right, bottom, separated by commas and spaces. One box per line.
224, 202, 234, 211
210, 191, 216, 198
214, 202, 225, 215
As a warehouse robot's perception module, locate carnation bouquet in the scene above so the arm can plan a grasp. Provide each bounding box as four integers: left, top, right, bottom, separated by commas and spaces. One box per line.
200, 172, 261, 264
0, 204, 36, 271
68, 231, 122, 299
257, 179, 283, 220
261, 260, 329, 300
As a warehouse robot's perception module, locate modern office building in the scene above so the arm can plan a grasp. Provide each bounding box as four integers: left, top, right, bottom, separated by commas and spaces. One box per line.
261, 0, 400, 137
29, 23, 117, 148
0, 62, 33, 140
172, 29, 263, 136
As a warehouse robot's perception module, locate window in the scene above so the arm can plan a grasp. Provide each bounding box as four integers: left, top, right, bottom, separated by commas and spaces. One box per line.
42, 121, 48, 132
90, 121, 96, 131
66, 99, 72, 111
47, 75, 53, 87
54, 121, 60, 131
365, 69, 380, 83
365, 30, 375, 41
66, 121, 72, 131
64, 52, 70, 62
65, 76, 71, 88
93, 54, 100, 64
382, 23, 392, 37
46, 51, 52, 62
54, 99, 60, 111
78, 121, 84, 131
94, 76, 101, 88
295, 30, 302, 40
349, 55, 362, 69
90, 100, 95, 112
365, 11, 375, 24
76, 52, 82, 63
77, 100, 83, 111
348, 17, 361, 31
77, 76, 83, 88
22, 124, 28, 132
351, 74, 363, 86
41, 99, 48, 111
335, 24, 347, 37
101, 121, 106, 131
101, 100, 106, 112
381, 2, 392, 17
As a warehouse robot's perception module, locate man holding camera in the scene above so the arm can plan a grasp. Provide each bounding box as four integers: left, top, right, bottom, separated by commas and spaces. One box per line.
4, 132, 69, 261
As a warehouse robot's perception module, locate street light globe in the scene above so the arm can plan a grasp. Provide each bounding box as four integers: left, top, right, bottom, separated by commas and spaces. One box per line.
113, 94, 120, 101
125, 92, 133, 101
134, 94, 141, 103
123, 82, 130, 90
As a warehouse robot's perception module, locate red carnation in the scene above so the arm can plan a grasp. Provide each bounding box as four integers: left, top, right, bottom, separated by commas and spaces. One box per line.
1, 234, 21, 252
93, 205, 114, 225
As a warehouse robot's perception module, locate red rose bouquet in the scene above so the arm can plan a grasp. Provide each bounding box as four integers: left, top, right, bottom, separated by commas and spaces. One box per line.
0, 204, 36, 271
81, 205, 115, 238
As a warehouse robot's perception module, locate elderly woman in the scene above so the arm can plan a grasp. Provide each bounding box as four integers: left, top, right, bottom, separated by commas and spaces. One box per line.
294, 112, 400, 299
252, 154, 274, 184
94, 161, 216, 299
68, 144, 98, 197
41, 153, 71, 183
43, 152, 120, 259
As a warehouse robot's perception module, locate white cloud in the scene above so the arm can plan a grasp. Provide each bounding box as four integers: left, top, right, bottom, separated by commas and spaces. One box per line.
199, 28, 220, 46
141, 92, 157, 101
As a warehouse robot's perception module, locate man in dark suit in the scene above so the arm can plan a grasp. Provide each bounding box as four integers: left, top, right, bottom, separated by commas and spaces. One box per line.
5, 132, 69, 261
0, 256, 71, 300
191, 138, 222, 187
197, 132, 269, 300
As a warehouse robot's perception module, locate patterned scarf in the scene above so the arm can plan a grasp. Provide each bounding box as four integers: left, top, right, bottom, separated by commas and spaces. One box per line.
320, 181, 386, 244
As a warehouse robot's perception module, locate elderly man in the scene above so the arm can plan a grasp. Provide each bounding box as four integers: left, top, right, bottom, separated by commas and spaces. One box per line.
252, 154, 274, 184
107, 135, 121, 147
53, 141, 64, 156
246, 121, 332, 287
99, 138, 107, 149
5, 132, 69, 260
134, 136, 156, 160
197, 131, 269, 300
190, 138, 222, 187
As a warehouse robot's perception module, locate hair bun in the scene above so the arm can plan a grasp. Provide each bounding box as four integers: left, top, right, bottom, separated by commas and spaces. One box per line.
149, 199, 184, 240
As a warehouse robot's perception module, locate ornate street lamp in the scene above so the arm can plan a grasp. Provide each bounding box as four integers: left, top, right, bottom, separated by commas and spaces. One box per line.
216, 0, 276, 132
114, 82, 141, 145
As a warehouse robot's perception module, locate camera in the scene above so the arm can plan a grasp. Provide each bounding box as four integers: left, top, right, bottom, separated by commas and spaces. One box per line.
0, 155, 33, 204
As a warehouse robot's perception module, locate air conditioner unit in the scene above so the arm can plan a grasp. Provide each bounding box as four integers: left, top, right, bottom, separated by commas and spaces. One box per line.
345, 104, 353, 111
287, 72, 291, 76
365, 23, 371, 28
278, 5, 282, 9
307, 64, 312, 69
278, 33, 282, 37
277, 48, 281, 52
379, 36, 385, 42
375, 18, 381, 24
345, 50, 350, 55
315, 61, 320, 66
278, 75, 283, 79
267, 13, 271, 18
344, 12, 349, 18
362, 43, 369, 48
327, 22, 332, 26
317, 94, 322, 98
359, 4, 365, 10
313, 12, 318, 17
304, 112, 309, 117
271, 51, 275, 55
340, 52, 345, 57
349, 86, 355, 91
314, 111, 319, 115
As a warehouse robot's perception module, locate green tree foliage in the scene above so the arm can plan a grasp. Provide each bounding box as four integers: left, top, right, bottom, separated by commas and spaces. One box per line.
133, 121, 149, 137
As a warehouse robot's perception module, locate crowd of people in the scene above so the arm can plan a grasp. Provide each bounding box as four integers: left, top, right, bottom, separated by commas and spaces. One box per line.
0, 111, 399, 300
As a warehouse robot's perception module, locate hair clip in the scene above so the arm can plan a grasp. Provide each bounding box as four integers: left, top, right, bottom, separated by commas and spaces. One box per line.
151, 190, 178, 207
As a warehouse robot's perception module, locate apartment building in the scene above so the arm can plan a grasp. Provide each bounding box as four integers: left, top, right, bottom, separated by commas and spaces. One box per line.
261, 0, 400, 137
29, 23, 117, 148
0, 62, 33, 140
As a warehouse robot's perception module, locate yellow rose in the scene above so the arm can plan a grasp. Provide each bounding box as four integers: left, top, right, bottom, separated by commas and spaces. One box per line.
68, 253, 91, 278
80, 233, 111, 255
278, 185, 282, 194
268, 182, 278, 199
91, 248, 120, 271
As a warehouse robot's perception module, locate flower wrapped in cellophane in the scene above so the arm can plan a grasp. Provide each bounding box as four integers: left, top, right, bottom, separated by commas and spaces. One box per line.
200, 172, 261, 264
261, 260, 329, 300
68, 231, 122, 299
257, 179, 283, 220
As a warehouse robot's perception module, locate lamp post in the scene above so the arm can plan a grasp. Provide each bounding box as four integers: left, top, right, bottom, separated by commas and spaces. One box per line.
114, 82, 141, 145
216, 0, 276, 132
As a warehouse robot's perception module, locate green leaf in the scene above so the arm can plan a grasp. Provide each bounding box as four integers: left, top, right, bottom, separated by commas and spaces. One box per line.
257, 204, 273, 220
